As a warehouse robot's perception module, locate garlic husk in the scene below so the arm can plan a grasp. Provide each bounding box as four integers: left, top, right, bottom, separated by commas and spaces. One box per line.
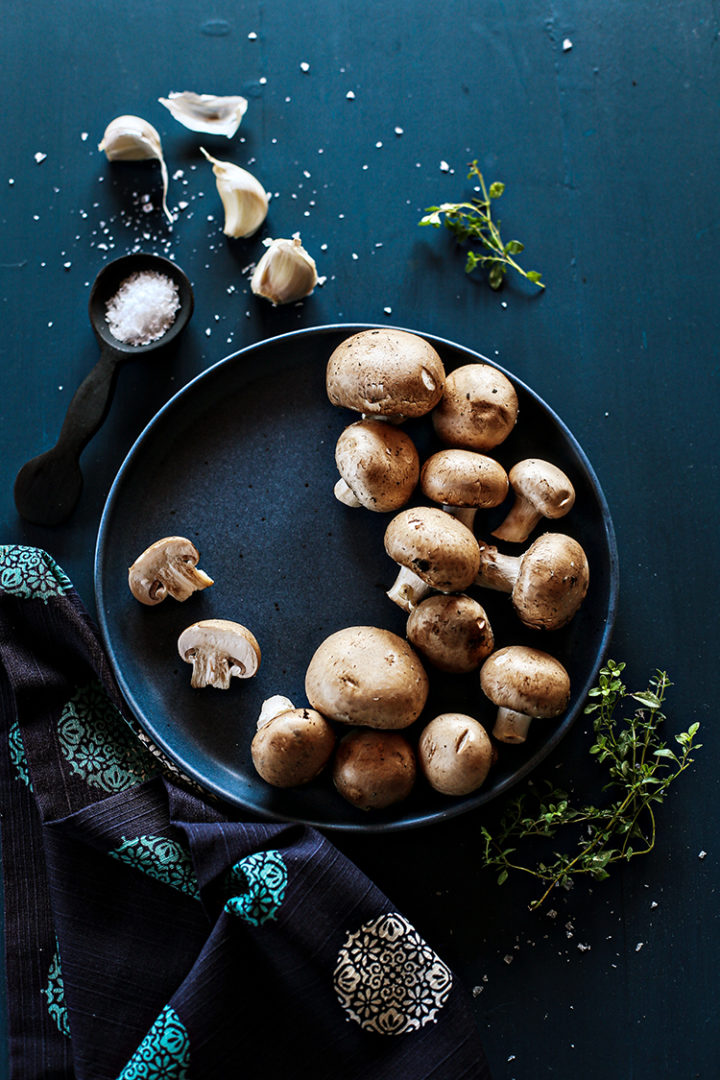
200, 147, 268, 238
250, 235, 319, 305
159, 92, 248, 138
98, 115, 171, 223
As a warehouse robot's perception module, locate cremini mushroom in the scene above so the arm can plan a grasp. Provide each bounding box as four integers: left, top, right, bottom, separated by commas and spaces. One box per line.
333, 729, 417, 810
251, 695, 336, 787
479, 645, 571, 744
432, 363, 519, 450
384, 506, 481, 612
334, 418, 419, 511
177, 619, 261, 689
420, 448, 509, 529
304, 625, 429, 729
406, 593, 494, 673
128, 536, 214, 605
475, 532, 589, 631
492, 459, 576, 543
418, 713, 495, 795
326, 328, 446, 420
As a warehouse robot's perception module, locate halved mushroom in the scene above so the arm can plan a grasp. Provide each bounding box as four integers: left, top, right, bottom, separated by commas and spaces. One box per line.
420, 448, 509, 530
475, 532, 589, 631
492, 459, 575, 543
128, 536, 214, 605
384, 506, 481, 612
177, 619, 261, 689
333, 729, 416, 810
304, 625, 429, 729
326, 328, 446, 420
334, 418, 420, 511
251, 695, 336, 787
479, 645, 571, 744
432, 363, 519, 451
406, 593, 494, 673
418, 713, 495, 795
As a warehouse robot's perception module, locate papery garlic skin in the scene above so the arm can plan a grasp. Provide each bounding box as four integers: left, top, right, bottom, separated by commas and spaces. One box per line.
250, 235, 319, 305
159, 92, 248, 138
98, 115, 172, 223
200, 147, 268, 239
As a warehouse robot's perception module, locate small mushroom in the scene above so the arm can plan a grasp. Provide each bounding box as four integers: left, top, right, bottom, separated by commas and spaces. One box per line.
326, 328, 446, 420
432, 363, 519, 451
420, 448, 509, 530
334, 418, 420, 511
418, 713, 495, 795
492, 459, 576, 543
384, 506, 481, 612
304, 625, 429, 729
128, 536, 214, 605
333, 729, 416, 810
177, 619, 261, 689
475, 532, 589, 631
479, 645, 571, 744
406, 594, 494, 673
251, 695, 336, 787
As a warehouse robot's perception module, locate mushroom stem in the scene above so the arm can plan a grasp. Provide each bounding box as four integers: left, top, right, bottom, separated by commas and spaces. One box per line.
386, 565, 431, 612
333, 477, 363, 507
187, 646, 234, 689
491, 497, 541, 544
492, 707, 533, 744
474, 543, 520, 592
443, 504, 478, 531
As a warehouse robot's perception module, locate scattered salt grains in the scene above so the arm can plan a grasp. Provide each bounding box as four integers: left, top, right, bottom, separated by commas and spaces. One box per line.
105, 270, 180, 346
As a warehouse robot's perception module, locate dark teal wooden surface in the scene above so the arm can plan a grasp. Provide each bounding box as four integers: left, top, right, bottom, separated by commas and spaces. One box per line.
1, 2, 718, 1077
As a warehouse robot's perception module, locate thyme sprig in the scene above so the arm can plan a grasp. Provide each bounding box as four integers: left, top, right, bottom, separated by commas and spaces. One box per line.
480, 661, 701, 911
419, 160, 544, 290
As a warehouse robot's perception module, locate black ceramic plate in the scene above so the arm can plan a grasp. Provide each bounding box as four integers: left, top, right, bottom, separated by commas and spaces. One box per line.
95, 324, 619, 832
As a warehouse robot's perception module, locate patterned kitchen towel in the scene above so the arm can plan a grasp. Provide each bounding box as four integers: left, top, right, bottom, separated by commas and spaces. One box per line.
0, 546, 492, 1080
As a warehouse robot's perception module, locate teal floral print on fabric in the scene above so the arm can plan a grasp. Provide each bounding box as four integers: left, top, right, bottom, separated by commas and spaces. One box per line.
41, 946, 71, 1038
9, 719, 32, 789
109, 836, 200, 900
0, 545, 73, 603
117, 1004, 190, 1080
225, 849, 287, 925
58, 681, 157, 793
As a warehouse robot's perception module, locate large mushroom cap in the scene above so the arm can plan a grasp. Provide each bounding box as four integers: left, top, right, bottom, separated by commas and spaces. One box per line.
418, 713, 494, 796
432, 363, 519, 451
333, 729, 417, 810
304, 625, 429, 729
177, 618, 261, 689
384, 506, 481, 593
326, 328, 446, 418
128, 536, 214, 605
334, 418, 420, 512
420, 449, 509, 510
513, 532, 589, 630
492, 458, 576, 543
406, 593, 494, 673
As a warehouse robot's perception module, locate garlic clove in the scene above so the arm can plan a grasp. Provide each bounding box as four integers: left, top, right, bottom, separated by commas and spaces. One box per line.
250, 234, 319, 305
98, 115, 172, 223
159, 92, 249, 138
200, 147, 268, 239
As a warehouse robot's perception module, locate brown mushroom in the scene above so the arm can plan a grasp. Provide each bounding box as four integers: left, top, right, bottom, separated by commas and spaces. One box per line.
251, 695, 336, 787
177, 619, 261, 689
475, 532, 589, 631
406, 593, 494, 673
479, 645, 571, 743
432, 363, 519, 451
334, 418, 420, 512
333, 729, 416, 810
420, 448, 509, 530
418, 713, 495, 795
492, 459, 576, 543
128, 536, 213, 605
384, 506, 481, 612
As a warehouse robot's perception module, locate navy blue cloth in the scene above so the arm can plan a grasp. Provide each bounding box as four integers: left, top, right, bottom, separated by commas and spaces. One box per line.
0, 547, 491, 1080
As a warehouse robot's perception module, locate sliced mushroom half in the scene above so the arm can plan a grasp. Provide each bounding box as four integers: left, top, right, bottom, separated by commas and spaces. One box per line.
177, 619, 261, 689
128, 536, 214, 605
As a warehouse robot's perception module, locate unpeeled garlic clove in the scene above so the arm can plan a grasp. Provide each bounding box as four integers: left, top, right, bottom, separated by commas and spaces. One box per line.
250, 235, 319, 305
98, 115, 172, 223
200, 147, 268, 239
159, 92, 248, 138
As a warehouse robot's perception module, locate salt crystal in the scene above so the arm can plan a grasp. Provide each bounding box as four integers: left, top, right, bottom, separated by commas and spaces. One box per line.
34, 152, 47, 164
563, 38, 573, 51
440, 160, 450, 172
699, 850, 707, 859
346, 90, 356, 100
248, 31, 257, 40
105, 271, 180, 346
394, 126, 404, 136
300, 61, 310, 72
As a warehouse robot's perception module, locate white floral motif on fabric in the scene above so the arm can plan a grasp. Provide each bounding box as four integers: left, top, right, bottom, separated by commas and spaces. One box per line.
333, 912, 453, 1035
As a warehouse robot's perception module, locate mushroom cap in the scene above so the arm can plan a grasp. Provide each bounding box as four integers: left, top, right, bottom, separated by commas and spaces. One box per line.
384, 506, 481, 593
513, 532, 589, 630
420, 449, 509, 509
128, 535, 213, 605
335, 418, 420, 511
305, 625, 429, 729
251, 706, 336, 788
418, 713, 494, 796
432, 363, 519, 450
406, 593, 494, 673
480, 645, 571, 718
332, 729, 417, 810
177, 618, 261, 687
326, 328, 446, 418
507, 459, 575, 517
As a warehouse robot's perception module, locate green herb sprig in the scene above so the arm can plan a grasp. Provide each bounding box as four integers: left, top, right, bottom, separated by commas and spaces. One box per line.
419, 160, 544, 290
480, 661, 700, 911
